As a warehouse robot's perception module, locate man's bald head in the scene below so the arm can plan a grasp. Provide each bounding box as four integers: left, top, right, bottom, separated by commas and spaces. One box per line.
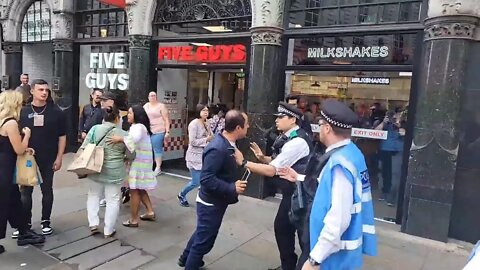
225, 110, 245, 132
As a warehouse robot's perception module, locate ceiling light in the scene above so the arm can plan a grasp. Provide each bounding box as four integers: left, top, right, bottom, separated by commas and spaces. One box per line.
191, 42, 212, 47
399, 72, 412, 77
203, 26, 232, 32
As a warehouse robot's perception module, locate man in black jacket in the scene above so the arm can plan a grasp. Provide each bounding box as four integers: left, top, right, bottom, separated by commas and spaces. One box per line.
178, 110, 250, 270
79, 89, 103, 140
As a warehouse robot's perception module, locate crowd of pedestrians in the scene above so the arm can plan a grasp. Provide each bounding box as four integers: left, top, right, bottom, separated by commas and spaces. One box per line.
0, 77, 380, 270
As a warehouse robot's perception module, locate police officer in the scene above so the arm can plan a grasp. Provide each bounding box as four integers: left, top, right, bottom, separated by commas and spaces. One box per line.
280, 100, 377, 270
235, 102, 312, 270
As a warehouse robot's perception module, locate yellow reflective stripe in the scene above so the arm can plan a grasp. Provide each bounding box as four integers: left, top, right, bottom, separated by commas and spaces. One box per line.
340, 237, 363, 250
363, 224, 376, 234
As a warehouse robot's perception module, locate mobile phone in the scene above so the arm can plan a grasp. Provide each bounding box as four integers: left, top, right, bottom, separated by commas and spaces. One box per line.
241, 169, 251, 182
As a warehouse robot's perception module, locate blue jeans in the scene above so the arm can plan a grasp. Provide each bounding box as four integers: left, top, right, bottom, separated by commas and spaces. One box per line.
180, 169, 201, 197
181, 202, 228, 270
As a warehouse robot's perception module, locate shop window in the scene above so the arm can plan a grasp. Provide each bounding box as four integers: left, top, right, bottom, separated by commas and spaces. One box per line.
21, 0, 52, 42
153, 0, 252, 36
78, 45, 129, 109
289, 0, 422, 28
76, 0, 127, 38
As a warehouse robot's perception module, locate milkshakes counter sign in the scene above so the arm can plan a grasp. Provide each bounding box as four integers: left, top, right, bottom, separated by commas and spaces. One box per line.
307, 46, 389, 59
85, 53, 129, 91
158, 44, 247, 63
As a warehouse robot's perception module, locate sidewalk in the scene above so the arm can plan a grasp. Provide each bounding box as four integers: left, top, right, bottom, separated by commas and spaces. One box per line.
0, 154, 471, 270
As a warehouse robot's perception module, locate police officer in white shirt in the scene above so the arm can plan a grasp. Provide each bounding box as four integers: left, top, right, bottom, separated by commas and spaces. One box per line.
235, 102, 312, 270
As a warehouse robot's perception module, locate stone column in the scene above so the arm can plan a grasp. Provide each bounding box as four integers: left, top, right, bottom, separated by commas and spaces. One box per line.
52, 39, 76, 151
242, 0, 285, 198
127, 35, 152, 105
126, 0, 157, 106
402, 0, 479, 242
2, 42, 22, 90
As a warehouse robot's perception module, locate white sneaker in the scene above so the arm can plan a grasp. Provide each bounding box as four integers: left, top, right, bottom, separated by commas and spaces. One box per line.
41, 221, 53, 236
11, 229, 19, 239
154, 168, 162, 176
99, 199, 107, 207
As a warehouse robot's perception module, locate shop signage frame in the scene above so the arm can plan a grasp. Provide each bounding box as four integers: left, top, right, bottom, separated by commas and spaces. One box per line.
158, 44, 247, 64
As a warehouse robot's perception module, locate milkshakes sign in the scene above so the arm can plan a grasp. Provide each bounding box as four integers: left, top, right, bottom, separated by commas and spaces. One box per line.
85, 53, 129, 91
307, 46, 389, 59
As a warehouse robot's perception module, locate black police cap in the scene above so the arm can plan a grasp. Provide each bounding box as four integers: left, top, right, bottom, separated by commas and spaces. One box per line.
320, 99, 358, 129
274, 101, 303, 120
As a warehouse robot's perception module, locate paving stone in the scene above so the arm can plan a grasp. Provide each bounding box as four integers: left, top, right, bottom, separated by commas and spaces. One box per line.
93, 249, 156, 270
48, 235, 116, 261
0, 244, 59, 270
237, 237, 280, 266
64, 240, 135, 270
138, 246, 184, 270
41, 262, 75, 270
41, 226, 92, 251
207, 250, 276, 270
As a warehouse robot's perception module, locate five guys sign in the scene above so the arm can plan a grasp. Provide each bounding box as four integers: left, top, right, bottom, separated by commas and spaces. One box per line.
98, 0, 125, 8
158, 44, 247, 64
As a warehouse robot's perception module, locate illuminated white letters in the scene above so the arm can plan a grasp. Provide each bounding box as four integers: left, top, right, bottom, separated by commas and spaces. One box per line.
86, 53, 129, 90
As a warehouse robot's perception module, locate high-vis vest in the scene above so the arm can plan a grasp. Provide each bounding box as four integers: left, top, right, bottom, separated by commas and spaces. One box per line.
310, 141, 377, 270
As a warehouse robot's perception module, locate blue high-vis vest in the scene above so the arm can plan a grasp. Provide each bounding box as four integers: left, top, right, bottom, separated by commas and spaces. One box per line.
310, 141, 377, 270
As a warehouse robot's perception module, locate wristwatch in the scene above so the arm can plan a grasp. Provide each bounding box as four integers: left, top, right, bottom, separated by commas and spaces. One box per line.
241, 159, 248, 168
308, 256, 320, 266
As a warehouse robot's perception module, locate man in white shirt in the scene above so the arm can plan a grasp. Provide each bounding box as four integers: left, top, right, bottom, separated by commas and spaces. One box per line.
235, 102, 312, 270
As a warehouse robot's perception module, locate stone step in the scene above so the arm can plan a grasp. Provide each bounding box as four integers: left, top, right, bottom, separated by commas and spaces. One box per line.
42, 226, 93, 251
93, 249, 156, 270
48, 235, 116, 261
64, 240, 135, 270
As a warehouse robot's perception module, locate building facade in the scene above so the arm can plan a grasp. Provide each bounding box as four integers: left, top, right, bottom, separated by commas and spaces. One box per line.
0, 0, 478, 243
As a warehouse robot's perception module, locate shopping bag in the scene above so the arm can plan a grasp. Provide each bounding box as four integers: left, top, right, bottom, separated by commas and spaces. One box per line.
15, 151, 43, 186
67, 127, 114, 176
67, 143, 105, 175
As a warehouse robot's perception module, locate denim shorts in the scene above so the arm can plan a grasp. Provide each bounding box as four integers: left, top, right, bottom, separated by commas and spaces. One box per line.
150, 132, 165, 158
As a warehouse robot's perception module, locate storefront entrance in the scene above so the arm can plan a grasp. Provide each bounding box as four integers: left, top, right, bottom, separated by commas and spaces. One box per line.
286, 70, 413, 221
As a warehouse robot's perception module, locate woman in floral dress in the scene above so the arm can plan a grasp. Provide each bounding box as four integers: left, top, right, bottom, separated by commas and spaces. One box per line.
112, 105, 157, 227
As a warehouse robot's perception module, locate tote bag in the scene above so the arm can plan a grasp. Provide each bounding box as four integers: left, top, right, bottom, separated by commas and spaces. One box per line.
68, 127, 114, 176
15, 151, 43, 186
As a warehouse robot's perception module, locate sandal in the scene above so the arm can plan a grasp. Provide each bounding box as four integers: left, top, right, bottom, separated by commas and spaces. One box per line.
139, 213, 156, 221
122, 220, 139, 228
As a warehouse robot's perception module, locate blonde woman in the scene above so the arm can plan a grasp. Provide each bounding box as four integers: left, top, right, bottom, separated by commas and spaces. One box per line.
0, 91, 45, 254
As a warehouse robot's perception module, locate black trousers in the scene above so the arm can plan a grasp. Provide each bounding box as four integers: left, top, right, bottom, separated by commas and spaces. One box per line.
296, 203, 312, 270
20, 158, 55, 224
275, 192, 308, 270
181, 202, 228, 270
0, 184, 29, 240
380, 150, 396, 194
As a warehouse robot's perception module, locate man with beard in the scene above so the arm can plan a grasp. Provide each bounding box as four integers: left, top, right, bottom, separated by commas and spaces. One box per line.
79, 89, 104, 140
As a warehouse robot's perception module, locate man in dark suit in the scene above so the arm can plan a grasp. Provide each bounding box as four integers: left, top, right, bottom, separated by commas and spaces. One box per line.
178, 110, 250, 270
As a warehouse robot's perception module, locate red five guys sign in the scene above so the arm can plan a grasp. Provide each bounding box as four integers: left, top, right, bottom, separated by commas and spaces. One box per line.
158, 45, 247, 64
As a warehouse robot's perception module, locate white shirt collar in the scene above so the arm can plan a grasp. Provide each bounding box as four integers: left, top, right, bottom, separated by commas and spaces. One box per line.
284, 126, 300, 137
325, 139, 351, 153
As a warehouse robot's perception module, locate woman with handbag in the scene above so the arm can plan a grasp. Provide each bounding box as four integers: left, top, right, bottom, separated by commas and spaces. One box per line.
0, 90, 45, 254
80, 105, 132, 238
111, 105, 157, 227
177, 104, 213, 207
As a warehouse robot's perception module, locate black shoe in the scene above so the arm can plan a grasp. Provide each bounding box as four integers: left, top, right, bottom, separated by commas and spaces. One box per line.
121, 187, 130, 204
0, 245, 4, 254
177, 257, 205, 268
17, 230, 45, 246
177, 194, 190, 207
41, 220, 53, 235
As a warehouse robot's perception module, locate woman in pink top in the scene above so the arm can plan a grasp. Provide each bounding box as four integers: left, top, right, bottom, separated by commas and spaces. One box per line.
144, 92, 170, 175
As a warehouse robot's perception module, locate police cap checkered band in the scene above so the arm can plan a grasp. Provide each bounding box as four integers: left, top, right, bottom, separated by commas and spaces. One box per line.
320, 99, 358, 129
320, 110, 353, 129
274, 102, 303, 120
